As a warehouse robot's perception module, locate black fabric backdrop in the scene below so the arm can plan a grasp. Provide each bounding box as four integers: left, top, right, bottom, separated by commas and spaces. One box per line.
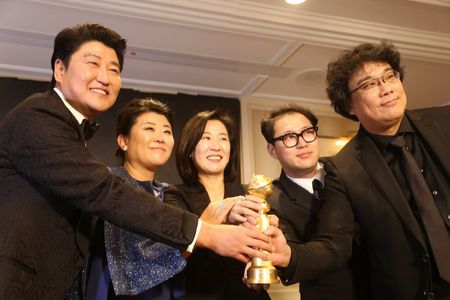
0, 77, 241, 184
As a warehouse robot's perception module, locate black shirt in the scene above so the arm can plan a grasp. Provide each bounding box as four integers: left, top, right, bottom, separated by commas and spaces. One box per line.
364, 115, 450, 285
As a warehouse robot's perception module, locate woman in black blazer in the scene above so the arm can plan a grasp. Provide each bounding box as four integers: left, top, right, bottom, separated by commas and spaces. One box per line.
165, 110, 270, 300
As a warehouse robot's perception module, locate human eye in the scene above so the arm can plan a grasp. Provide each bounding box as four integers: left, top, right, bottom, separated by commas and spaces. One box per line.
283, 133, 297, 142
164, 129, 172, 135
304, 128, 316, 135
361, 80, 376, 91
87, 61, 100, 67
109, 67, 120, 75
384, 71, 397, 82
145, 126, 155, 132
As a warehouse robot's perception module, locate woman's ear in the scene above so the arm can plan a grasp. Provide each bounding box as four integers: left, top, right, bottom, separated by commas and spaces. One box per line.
117, 134, 128, 151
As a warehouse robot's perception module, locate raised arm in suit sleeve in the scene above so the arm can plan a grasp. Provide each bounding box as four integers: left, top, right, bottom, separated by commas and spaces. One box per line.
1, 92, 197, 251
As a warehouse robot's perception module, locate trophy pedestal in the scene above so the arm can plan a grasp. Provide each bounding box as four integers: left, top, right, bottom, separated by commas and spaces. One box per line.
246, 257, 280, 284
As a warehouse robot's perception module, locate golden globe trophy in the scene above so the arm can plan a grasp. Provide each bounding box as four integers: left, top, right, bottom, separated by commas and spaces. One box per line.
246, 174, 280, 285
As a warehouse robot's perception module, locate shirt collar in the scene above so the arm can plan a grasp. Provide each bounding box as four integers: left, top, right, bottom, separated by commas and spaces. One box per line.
285, 161, 325, 194
363, 115, 414, 153
53, 87, 85, 125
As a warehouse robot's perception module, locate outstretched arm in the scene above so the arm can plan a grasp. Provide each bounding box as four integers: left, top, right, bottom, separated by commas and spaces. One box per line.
195, 222, 272, 263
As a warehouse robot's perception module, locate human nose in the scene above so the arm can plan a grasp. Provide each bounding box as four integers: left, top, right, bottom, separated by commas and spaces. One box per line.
153, 131, 165, 143
295, 135, 307, 148
96, 66, 110, 85
209, 138, 221, 150
378, 77, 390, 87
378, 79, 393, 95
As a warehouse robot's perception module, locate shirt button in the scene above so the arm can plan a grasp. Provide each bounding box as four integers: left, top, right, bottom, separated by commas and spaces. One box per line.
420, 169, 424, 173
432, 190, 438, 196
423, 254, 430, 263
447, 215, 450, 220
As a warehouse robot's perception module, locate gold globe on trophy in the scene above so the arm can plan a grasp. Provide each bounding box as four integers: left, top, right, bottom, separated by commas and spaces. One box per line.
246, 174, 280, 285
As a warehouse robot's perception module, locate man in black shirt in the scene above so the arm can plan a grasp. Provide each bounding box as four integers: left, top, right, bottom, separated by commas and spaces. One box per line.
269, 42, 450, 300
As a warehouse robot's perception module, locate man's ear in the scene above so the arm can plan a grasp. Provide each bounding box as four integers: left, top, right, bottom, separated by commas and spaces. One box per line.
267, 143, 278, 159
117, 134, 128, 151
54, 59, 66, 84
348, 97, 355, 116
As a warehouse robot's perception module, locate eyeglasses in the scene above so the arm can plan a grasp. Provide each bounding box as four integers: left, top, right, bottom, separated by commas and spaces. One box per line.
272, 126, 318, 148
349, 70, 400, 94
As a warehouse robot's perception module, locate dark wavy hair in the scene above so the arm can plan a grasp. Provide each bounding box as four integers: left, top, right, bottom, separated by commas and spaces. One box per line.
260, 104, 318, 143
176, 110, 239, 186
50, 23, 127, 88
326, 41, 405, 121
115, 98, 173, 164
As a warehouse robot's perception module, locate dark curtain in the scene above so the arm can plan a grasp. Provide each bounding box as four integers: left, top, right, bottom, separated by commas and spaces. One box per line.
0, 77, 241, 184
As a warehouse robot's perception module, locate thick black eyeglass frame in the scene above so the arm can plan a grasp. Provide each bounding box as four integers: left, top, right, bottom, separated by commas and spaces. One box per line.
271, 126, 319, 148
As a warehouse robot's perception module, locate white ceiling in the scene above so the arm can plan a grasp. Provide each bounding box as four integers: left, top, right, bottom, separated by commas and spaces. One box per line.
1, 0, 450, 110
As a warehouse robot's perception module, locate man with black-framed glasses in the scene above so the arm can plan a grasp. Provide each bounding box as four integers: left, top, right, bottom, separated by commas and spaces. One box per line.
259, 104, 361, 300
267, 42, 450, 300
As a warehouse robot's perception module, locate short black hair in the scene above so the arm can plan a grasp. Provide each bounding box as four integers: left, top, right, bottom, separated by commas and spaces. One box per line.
115, 98, 173, 164
260, 104, 318, 144
49, 23, 127, 88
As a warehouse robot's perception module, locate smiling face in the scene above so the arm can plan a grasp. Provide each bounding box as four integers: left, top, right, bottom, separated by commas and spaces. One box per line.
54, 40, 122, 119
118, 112, 174, 180
267, 112, 320, 178
348, 61, 407, 135
192, 120, 231, 177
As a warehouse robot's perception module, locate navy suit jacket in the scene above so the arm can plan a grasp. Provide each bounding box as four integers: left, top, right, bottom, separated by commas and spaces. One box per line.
0, 90, 198, 299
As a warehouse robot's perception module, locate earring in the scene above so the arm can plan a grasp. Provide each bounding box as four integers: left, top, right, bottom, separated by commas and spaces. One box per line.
123, 145, 127, 151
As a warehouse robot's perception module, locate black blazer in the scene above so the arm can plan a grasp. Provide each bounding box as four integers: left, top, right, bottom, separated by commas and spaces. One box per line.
0, 90, 198, 299
165, 181, 270, 300
296, 106, 450, 300
268, 167, 356, 300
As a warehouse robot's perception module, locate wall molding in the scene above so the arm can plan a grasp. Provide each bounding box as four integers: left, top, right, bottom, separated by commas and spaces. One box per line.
27, 0, 450, 63
3, 0, 450, 100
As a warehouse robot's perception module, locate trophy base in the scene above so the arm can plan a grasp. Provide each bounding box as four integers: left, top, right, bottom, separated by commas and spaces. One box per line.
246, 266, 280, 285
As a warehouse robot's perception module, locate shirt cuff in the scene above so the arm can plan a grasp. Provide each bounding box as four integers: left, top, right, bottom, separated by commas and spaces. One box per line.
186, 219, 202, 253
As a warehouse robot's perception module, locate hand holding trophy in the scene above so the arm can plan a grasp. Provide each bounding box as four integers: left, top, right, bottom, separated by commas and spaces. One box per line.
246, 174, 280, 285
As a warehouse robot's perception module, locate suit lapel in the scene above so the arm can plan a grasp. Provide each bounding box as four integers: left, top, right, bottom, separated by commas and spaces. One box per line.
355, 133, 426, 247
406, 109, 450, 179
48, 89, 85, 142
45, 90, 96, 259
183, 183, 210, 216
277, 171, 316, 213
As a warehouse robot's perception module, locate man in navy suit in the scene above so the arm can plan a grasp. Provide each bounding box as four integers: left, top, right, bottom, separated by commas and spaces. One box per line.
0, 23, 271, 299
269, 42, 450, 300
260, 104, 359, 299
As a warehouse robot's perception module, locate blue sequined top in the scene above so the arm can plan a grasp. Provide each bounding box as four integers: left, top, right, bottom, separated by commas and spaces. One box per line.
104, 167, 186, 296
